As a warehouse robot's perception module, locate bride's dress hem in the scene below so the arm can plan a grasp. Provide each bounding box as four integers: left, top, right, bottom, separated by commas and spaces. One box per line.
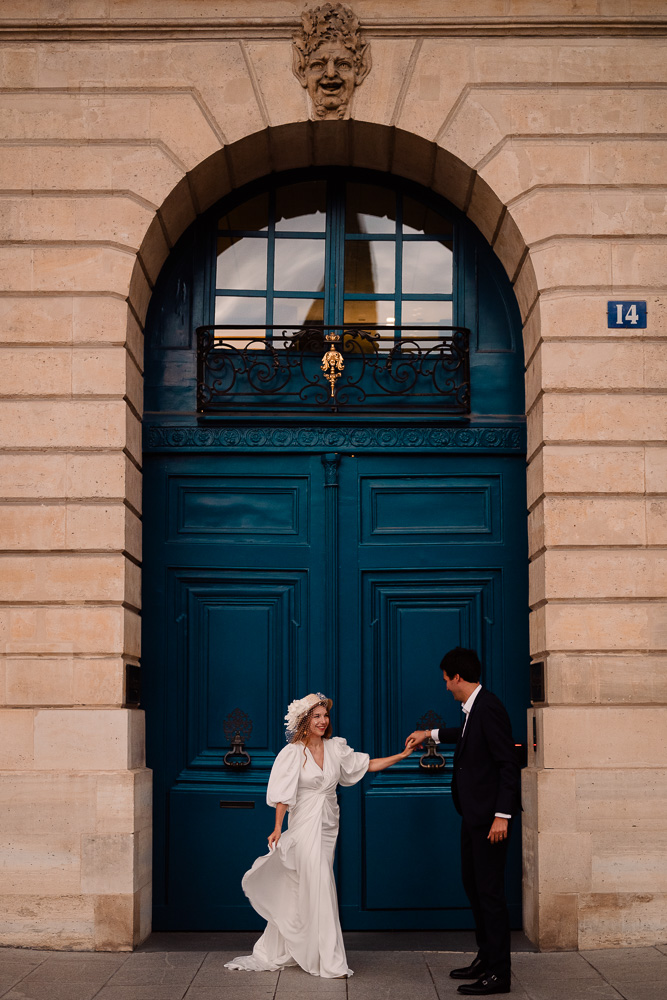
223, 956, 354, 978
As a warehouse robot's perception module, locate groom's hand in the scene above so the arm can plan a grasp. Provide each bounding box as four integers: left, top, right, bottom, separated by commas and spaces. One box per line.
405, 729, 429, 749
487, 817, 508, 844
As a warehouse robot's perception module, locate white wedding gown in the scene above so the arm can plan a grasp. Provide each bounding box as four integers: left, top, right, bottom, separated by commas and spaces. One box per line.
225, 736, 369, 978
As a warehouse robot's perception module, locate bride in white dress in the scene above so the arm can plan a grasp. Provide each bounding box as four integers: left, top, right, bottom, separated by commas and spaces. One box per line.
225, 693, 413, 979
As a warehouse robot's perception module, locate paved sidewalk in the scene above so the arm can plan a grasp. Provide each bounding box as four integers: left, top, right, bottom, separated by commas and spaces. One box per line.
0, 935, 665, 1000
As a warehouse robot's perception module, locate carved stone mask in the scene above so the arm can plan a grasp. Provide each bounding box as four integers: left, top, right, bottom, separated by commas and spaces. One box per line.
293, 3, 371, 120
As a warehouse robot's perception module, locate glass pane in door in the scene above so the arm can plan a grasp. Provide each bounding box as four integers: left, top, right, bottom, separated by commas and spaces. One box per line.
274, 239, 326, 292
402, 240, 453, 295
216, 237, 267, 290
346, 183, 396, 234
344, 241, 395, 295
276, 181, 327, 232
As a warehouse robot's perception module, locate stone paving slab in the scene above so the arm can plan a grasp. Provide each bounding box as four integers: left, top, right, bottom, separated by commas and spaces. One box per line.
509, 952, 604, 980
185, 988, 277, 999
23, 958, 127, 984
581, 947, 667, 981
610, 984, 667, 1000
1, 984, 103, 1000
94, 990, 189, 1000
517, 983, 623, 1000
0, 940, 665, 1000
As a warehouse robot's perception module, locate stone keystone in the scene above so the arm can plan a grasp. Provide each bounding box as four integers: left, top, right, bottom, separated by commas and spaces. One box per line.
292, 2, 372, 120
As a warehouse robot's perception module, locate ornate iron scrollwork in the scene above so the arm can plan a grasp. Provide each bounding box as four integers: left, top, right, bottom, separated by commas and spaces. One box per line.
223, 708, 253, 769
197, 324, 470, 413
417, 710, 447, 773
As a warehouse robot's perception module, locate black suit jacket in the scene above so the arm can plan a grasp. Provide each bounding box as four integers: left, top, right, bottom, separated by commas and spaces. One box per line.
437, 686, 521, 828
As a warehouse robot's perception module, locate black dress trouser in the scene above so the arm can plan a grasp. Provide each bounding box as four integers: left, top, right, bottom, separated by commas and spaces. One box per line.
460, 820, 511, 981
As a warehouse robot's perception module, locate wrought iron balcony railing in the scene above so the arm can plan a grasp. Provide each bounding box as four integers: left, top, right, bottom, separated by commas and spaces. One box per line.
196, 324, 470, 413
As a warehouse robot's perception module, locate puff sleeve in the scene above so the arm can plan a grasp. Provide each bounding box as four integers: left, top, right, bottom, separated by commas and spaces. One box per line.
330, 737, 369, 787
266, 743, 301, 809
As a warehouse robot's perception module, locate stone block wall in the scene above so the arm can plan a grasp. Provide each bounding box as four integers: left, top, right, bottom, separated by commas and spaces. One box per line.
0, 0, 665, 949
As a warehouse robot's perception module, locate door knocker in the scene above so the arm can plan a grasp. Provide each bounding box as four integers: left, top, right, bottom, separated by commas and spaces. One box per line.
223, 708, 253, 768
417, 710, 447, 773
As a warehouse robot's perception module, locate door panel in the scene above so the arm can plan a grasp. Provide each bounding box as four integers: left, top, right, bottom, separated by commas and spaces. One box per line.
168, 788, 275, 929
360, 475, 501, 543
363, 792, 466, 911
177, 571, 307, 763
168, 475, 309, 541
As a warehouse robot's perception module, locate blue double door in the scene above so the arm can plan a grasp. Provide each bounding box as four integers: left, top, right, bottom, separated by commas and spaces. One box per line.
144, 443, 528, 931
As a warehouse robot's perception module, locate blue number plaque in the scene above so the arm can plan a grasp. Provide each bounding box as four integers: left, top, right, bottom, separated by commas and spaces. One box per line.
607, 301, 647, 328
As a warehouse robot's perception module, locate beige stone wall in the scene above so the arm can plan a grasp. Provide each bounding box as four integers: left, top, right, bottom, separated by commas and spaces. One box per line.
0, 0, 665, 949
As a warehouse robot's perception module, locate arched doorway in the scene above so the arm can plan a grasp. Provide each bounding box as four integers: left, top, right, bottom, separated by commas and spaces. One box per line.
142, 168, 528, 931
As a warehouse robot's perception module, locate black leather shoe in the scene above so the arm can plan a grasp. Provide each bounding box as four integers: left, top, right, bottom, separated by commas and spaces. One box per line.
450, 957, 487, 980
458, 974, 511, 995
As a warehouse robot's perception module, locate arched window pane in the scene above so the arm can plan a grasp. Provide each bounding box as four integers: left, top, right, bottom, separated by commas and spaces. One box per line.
218, 193, 269, 233
403, 197, 452, 237
216, 237, 267, 290
274, 239, 326, 292
402, 240, 453, 295
346, 183, 396, 234
344, 241, 395, 295
276, 181, 326, 232
214, 295, 267, 348
273, 297, 324, 327
401, 301, 453, 350
344, 300, 394, 327
401, 300, 452, 326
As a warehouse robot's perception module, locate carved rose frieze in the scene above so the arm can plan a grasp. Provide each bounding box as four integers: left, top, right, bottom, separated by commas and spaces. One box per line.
292, 3, 371, 120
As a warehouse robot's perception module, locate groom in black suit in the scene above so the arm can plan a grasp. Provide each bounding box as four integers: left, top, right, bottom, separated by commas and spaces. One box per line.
406, 647, 520, 996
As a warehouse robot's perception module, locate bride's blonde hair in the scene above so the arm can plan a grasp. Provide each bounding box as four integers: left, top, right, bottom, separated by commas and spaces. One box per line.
290, 696, 333, 765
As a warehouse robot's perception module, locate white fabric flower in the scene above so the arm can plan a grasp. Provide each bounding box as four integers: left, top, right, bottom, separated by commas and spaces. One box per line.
284, 692, 327, 738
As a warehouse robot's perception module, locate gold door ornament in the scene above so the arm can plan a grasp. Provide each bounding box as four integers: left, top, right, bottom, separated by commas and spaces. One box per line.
321, 333, 345, 396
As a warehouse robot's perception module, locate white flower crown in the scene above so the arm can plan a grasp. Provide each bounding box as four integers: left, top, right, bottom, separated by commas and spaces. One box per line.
284, 692, 328, 739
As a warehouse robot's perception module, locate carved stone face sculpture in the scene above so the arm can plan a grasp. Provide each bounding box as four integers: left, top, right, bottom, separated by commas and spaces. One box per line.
303, 39, 356, 117
293, 3, 371, 120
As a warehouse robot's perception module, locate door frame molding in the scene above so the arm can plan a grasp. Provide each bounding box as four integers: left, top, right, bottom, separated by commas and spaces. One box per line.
144, 422, 525, 454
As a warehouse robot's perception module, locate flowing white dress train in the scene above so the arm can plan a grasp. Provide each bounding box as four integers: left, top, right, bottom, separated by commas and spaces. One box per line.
225, 736, 369, 979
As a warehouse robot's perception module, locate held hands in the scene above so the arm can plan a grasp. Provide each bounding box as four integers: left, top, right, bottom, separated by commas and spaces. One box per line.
405, 729, 430, 750
399, 744, 415, 759
268, 829, 281, 850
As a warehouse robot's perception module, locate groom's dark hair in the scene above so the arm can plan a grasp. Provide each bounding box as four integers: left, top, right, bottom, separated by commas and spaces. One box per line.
440, 646, 482, 683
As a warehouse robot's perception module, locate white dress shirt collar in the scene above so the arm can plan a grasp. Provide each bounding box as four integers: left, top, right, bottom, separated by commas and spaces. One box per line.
462, 683, 482, 718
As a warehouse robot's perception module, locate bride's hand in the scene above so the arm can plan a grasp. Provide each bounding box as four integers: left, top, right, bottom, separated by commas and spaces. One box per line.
400, 745, 414, 758
405, 730, 426, 749
268, 829, 281, 849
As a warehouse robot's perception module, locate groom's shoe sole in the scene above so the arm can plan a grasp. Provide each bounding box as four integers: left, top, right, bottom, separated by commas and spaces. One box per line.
450, 957, 487, 980
457, 974, 511, 995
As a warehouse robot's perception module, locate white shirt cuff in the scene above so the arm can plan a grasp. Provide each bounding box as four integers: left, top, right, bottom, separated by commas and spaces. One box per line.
495, 812, 511, 819
430, 728, 439, 742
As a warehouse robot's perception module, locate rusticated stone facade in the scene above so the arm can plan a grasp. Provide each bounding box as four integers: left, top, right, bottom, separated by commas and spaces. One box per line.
0, 0, 666, 951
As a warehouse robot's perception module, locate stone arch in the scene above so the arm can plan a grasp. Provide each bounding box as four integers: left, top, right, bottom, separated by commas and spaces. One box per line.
129, 121, 539, 355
